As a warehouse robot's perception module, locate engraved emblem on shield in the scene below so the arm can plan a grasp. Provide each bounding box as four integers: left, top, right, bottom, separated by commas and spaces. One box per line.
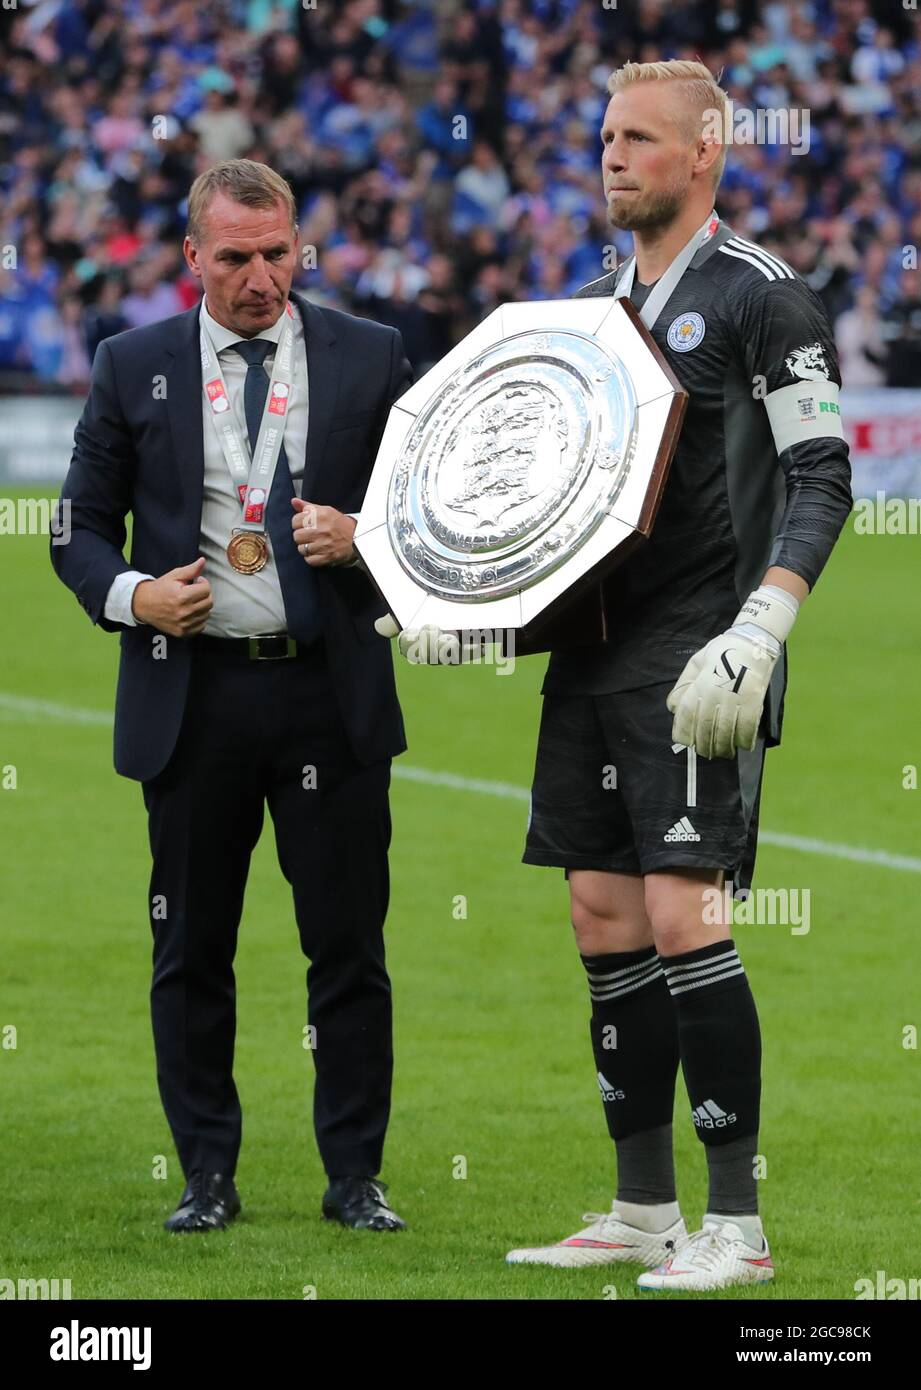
355, 298, 687, 636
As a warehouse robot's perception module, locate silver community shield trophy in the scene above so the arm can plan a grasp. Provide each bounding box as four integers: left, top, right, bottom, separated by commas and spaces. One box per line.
354, 297, 687, 649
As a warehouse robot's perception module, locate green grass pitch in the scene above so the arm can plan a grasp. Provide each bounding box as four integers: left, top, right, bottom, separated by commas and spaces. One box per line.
1, 490, 919, 1300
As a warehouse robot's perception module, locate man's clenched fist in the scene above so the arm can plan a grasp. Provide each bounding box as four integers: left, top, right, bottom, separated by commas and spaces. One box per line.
291, 497, 357, 566
131, 557, 213, 637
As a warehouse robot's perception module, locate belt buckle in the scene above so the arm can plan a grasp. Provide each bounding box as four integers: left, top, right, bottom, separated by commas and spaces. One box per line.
248, 634, 296, 660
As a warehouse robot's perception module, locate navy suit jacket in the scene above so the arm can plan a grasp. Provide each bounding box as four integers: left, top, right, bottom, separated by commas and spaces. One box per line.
51, 291, 412, 782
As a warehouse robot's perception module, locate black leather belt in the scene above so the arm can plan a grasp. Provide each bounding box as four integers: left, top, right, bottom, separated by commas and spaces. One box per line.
193, 632, 319, 662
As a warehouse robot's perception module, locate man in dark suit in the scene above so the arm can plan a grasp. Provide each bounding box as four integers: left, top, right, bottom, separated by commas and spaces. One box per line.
50, 159, 413, 1233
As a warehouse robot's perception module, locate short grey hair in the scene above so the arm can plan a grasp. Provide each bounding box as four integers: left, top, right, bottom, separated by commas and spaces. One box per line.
186, 159, 297, 244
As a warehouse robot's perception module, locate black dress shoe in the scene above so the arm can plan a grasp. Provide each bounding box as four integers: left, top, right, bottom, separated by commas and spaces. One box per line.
163, 1172, 241, 1232
322, 1177, 406, 1231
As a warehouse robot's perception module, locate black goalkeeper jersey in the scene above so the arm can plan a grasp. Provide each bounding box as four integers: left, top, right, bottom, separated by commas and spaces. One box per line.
542, 217, 854, 747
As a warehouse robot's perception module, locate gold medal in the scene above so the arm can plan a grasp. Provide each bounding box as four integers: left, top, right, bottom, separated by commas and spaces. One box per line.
227, 531, 268, 574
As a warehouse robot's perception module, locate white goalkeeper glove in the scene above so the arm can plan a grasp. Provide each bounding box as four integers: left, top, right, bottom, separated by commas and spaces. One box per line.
374, 612, 482, 665
666, 585, 799, 759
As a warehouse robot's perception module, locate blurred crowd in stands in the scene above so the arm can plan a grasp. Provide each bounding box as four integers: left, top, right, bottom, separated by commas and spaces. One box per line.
0, 0, 919, 392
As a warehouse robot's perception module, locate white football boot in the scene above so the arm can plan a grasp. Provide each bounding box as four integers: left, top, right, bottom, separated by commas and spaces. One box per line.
636, 1215, 774, 1291
506, 1201, 687, 1269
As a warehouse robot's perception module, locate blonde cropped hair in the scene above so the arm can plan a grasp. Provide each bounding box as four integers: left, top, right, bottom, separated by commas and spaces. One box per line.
607, 60, 730, 188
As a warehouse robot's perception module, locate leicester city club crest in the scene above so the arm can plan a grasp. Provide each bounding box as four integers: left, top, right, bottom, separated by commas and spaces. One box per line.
667, 312, 706, 352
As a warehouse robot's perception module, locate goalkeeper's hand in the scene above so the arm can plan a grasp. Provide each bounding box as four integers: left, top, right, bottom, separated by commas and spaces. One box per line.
374, 612, 481, 665
666, 586, 799, 759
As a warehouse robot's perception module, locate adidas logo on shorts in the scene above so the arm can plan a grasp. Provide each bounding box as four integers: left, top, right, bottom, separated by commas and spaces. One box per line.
692, 1098, 737, 1129
664, 816, 701, 842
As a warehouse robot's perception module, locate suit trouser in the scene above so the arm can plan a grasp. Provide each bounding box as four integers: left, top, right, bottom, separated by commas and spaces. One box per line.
140, 637, 393, 1182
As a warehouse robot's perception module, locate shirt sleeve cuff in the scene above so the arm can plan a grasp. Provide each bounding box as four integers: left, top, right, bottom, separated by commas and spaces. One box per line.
104, 570, 155, 626
343, 513, 362, 568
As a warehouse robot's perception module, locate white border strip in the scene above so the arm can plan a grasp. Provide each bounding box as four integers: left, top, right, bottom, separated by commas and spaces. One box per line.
3, 692, 919, 875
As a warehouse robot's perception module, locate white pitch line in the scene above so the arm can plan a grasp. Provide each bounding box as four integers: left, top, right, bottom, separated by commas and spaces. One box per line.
0, 692, 113, 726
752, 829, 921, 874
393, 762, 529, 803
3, 690, 920, 875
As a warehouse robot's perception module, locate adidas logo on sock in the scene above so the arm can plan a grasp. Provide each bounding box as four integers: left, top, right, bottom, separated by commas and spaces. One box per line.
692, 1098, 738, 1129
664, 816, 701, 842
597, 1072, 625, 1102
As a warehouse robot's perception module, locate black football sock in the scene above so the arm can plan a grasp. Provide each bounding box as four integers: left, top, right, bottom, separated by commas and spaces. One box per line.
701, 1135, 763, 1219
661, 938, 761, 1216
581, 945, 680, 1206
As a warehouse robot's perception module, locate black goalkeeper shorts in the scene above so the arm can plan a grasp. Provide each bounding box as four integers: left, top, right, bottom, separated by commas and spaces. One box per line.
522, 682, 766, 893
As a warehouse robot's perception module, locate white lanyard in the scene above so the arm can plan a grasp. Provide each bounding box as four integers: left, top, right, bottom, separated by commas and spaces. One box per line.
614, 211, 719, 330
199, 300, 296, 535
